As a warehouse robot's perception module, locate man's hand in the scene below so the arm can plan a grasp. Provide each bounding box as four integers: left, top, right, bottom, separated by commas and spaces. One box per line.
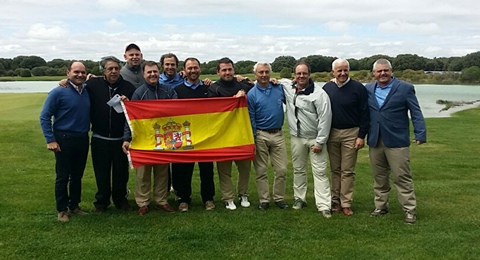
179, 71, 186, 78
86, 73, 96, 80
311, 145, 322, 153
354, 138, 365, 150
203, 78, 212, 86
122, 141, 131, 154
120, 95, 129, 101
234, 89, 246, 97
47, 141, 61, 152
270, 78, 279, 85
58, 79, 68, 88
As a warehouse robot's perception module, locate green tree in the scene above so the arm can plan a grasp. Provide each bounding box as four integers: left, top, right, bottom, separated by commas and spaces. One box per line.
279, 67, 292, 79
47, 59, 70, 68
304, 55, 336, 72
0, 62, 6, 76
271, 56, 296, 73
31, 66, 49, 76
460, 66, 480, 83
18, 68, 32, 77
393, 54, 427, 70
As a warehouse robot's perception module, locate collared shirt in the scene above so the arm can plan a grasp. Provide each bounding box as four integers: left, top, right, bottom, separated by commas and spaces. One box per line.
247, 82, 285, 136
159, 72, 184, 88
184, 79, 203, 90
374, 79, 394, 107
68, 80, 84, 94
335, 77, 351, 88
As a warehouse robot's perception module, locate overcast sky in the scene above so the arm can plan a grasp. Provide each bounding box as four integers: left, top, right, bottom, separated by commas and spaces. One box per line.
1, 0, 479, 63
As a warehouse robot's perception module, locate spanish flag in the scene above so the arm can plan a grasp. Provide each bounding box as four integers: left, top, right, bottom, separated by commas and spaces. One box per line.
123, 97, 255, 168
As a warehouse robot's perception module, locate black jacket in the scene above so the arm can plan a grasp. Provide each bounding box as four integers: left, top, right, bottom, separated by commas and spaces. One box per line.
85, 76, 136, 138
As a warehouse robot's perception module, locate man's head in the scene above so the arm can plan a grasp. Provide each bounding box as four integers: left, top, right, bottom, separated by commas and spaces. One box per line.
253, 62, 271, 87
124, 43, 143, 68
294, 61, 311, 89
216, 57, 235, 82
142, 61, 160, 85
183, 57, 201, 84
331, 58, 350, 85
160, 53, 179, 78
372, 59, 393, 86
67, 61, 87, 86
100, 56, 122, 84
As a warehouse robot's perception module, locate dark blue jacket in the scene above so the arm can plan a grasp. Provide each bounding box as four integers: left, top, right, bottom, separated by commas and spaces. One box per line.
365, 77, 426, 148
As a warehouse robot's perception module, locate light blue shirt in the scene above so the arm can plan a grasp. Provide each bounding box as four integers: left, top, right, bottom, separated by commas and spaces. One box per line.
374, 79, 394, 107
184, 79, 203, 90
247, 82, 285, 137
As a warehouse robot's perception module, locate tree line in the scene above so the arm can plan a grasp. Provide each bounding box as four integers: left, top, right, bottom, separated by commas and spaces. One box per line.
1, 52, 479, 83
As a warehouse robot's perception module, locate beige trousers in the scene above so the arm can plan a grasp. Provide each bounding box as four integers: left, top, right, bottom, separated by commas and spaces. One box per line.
217, 160, 251, 202
253, 130, 288, 203
135, 164, 169, 207
327, 127, 359, 208
369, 139, 417, 212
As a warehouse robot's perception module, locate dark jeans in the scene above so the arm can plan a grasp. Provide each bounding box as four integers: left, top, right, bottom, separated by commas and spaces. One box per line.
54, 132, 89, 212
172, 162, 215, 204
91, 137, 129, 209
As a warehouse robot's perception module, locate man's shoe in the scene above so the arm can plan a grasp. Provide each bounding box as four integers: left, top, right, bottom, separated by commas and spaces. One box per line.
138, 205, 149, 216
342, 207, 353, 216
331, 202, 341, 212
275, 200, 289, 209
118, 202, 132, 211
178, 202, 189, 212
205, 201, 215, 211
225, 200, 237, 210
155, 203, 175, 213
239, 195, 251, 208
292, 199, 305, 210
405, 211, 417, 224
258, 202, 270, 211
94, 207, 107, 213
69, 208, 88, 215
320, 210, 332, 218
370, 208, 389, 217
57, 211, 69, 222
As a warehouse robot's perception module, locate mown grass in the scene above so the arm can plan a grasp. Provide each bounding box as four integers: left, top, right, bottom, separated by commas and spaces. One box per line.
0, 93, 479, 259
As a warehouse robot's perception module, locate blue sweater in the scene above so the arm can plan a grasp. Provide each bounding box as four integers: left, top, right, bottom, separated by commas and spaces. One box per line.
322, 79, 369, 139
247, 82, 285, 137
39, 83, 90, 143
159, 72, 184, 88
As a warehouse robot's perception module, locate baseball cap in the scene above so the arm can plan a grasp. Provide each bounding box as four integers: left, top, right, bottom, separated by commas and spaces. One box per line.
125, 43, 141, 52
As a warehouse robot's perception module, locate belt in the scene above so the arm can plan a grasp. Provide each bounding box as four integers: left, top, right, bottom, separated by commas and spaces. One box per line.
257, 128, 282, 134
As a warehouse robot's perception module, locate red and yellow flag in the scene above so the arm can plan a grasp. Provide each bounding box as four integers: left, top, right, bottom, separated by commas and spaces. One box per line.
122, 97, 255, 168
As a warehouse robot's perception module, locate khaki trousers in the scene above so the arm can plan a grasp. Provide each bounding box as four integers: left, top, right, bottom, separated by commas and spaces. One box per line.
217, 160, 251, 202
369, 139, 416, 212
291, 136, 331, 211
135, 164, 169, 207
253, 130, 288, 203
327, 127, 359, 208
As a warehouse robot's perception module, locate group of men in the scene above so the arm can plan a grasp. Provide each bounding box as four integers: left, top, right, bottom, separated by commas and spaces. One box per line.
40, 43, 426, 224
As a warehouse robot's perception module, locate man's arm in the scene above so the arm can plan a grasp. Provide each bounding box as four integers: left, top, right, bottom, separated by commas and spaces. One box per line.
314, 91, 333, 148
39, 89, 61, 152
406, 84, 426, 144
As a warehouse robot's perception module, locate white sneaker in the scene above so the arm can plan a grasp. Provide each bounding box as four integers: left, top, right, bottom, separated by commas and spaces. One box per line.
225, 200, 237, 210
239, 196, 251, 208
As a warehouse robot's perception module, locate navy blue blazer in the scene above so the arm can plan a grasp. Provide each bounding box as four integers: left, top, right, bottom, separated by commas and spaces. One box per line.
365, 77, 426, 148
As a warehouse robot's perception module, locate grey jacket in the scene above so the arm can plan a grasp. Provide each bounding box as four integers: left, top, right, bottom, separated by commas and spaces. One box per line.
280, 78, 332, 147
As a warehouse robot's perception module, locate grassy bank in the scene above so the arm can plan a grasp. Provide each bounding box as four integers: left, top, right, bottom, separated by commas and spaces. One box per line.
0, 93, 479, 259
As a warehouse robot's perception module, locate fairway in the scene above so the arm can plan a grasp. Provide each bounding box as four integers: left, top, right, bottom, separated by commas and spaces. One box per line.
0, 93, 479, 259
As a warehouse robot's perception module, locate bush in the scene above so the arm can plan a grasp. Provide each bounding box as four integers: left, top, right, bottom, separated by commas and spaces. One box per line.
279, 67, 292, 79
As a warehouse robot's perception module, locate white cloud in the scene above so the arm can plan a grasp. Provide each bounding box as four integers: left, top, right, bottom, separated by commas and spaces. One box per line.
0, 0, 479, 62
325, 22, 351, 32
106, 19, 124, 28
26, 24, 67, 40
378, 20, 442, 35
